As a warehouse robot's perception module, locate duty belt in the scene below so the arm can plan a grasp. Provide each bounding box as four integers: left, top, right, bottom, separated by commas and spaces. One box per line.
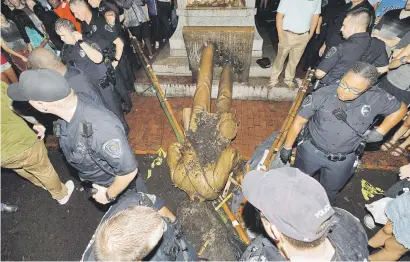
309, 138, 354, 162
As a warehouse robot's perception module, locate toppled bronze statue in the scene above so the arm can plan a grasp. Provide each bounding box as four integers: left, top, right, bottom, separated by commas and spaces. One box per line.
167, 45, 241, 201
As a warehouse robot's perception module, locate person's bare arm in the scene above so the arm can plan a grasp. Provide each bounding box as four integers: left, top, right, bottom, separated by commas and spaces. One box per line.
377, 65, 389, 74
158, 207, 176, 222
316, 16, 322, 35
276, 12, 285, 43
389, 44, 410, 70
376, 103, 407, 135
1, 40, 28, 61
284, 115, 309, 149
72, 31, 103, 63
309, 14, 320, 38
315, 69, 326, 79
112, 37, 124, 68
372, 29, 401, 47
106, 169, 138, 198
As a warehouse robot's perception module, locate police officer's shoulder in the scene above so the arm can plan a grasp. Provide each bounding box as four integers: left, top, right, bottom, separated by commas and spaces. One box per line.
365, 85, 397, 101
313, 84, 338, 97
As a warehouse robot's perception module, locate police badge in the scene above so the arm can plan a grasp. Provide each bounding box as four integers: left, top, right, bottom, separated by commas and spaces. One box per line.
79, 49, 86, 57
361, 105, 371, 117
104, 24, 114, 32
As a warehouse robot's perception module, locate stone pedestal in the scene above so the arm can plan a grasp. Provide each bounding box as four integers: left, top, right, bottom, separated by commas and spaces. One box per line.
152, 0, 265, 79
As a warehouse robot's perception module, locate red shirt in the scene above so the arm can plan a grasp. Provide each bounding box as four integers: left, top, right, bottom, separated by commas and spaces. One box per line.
54, 1, 82, 32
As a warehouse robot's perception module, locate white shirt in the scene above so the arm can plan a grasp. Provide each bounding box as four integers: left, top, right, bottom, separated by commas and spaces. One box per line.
277, 0, 322, 34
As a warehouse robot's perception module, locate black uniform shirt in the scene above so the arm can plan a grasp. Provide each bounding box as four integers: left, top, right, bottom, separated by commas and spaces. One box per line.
240, 208, 369, 261
374, 9, 410, 39
64, 65, 105, 106
318, 32, 389, 85
58, 94, 138, 186
325, 0, 375, 49
33, 4, 63, 50
81, 10, 119, 51
298, 85, 401, 153
61, 42, 107, 83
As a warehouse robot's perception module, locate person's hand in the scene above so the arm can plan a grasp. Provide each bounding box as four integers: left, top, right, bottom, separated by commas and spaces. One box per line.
33, 124, 46, 140
319, 44, 326, 57
26, 0, 36, 10
403, 55, 410, 64
280, 147, 292, 164
72, 31, 83, 42
20, 55, 28, 62
399, 164, 410, 181
375, 16, 381, 25
112, 60, 119, 68
27, 44, 33, 52
365, 129, 384, 143
104, 11, 116, 26
91, 184, 110, 204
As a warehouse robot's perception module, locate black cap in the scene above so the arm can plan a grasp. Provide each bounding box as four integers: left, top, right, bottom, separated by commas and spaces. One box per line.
7, 69, 71, 102
242, 167, 335, 242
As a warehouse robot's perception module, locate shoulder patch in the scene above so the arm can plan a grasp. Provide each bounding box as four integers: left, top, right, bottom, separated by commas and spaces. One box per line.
386, 92, 395, 100
102, 139, 122, 158
302, 94, 313, 107
90, 42, 101, 51
104, 24, 114, 32
79, 49, 86, 57
325, 46, 337, 59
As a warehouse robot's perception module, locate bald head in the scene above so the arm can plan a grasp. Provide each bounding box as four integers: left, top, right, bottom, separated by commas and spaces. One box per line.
28, 48, 64, 70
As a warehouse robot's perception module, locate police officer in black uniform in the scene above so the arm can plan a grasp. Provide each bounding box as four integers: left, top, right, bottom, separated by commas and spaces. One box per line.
319, 0, 375, 57
81, 193, 197, 261
280, 62, 407, 203
28, 47, 106, 106
8, 69, 145, 205
54, 18, 129, 133
315, 9, 389, 87
70, 0, 133, 113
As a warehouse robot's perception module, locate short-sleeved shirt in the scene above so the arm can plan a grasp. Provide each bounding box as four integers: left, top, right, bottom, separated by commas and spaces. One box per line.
123, 2, 148, 28
325, 1, 375, 49
375, 0, 406, 17
375, 9, 410, 39
58, 94, 137, 186
0, 21, 27, 51
240, 208, 369, 261
318, 32, 388, 85
277, 0, 321, 34
64, 66, 105, 106
81, 11, 120, 51
387, 31, 410, 90
33, 4, 63, 50
1, 82, 37, 162
54, 1, 82, 32
61, 42, 107, 84
298, 85, 402, 153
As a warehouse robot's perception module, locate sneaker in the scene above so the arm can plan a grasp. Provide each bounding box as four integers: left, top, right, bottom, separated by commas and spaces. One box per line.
2, 204, 18, 212
57, 180, 74, 205
155, 41, 159, 49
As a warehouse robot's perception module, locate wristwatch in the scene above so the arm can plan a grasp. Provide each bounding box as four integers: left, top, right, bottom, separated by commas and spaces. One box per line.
77, 39, 84, 45
114, 57, 120, 62
400, 56, 407, 65
106, 191, 116, 202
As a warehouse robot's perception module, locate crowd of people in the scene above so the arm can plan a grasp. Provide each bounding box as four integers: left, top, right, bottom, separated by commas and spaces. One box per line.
1, 0, 410, 260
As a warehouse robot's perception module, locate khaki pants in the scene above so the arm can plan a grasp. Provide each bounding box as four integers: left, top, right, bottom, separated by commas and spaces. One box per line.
368, 221, 409, 261
271, 31, 310, 86
2, 139, 68, 200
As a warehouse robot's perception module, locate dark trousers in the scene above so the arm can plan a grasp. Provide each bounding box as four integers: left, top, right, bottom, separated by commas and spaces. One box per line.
115, 58, 133, 110
150, 15, 160, 41
294, 140, 356, 203
379, 76, 410, 106
157, 1, 171, 39
99, 83, 129, 134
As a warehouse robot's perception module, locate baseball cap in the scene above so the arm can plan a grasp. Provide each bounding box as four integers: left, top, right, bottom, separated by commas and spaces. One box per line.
242, 167, 335, 242
7, 69, 71, 102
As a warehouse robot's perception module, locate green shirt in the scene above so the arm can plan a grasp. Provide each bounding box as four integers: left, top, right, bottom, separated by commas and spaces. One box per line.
1, 82, 37, 162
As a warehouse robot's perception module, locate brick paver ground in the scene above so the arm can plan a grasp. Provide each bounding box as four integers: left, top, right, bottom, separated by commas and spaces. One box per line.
126, 94, 408, 170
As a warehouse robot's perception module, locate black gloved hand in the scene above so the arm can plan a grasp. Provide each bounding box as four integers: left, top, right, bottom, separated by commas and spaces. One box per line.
280, 147, 292, 164
365, 129, 384, 143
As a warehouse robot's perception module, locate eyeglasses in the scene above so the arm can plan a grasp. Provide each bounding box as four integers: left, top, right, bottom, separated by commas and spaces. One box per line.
339, 82, 362, 95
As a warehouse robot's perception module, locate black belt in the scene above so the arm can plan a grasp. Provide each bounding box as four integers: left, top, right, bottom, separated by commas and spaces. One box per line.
309, 138, 354, 162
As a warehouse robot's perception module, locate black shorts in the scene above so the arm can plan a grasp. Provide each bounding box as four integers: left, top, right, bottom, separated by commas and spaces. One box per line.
129, 22, 151, 40
379, 76, 410, 106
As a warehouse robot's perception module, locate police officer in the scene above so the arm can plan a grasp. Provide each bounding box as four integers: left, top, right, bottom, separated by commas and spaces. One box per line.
54, 18, 129, 134
70, 0, 133, 113
28, 48, 105, 106
8, 69, 145, 205
315, 9, 389, 87
82, 193, 197, 261
319, 0, 375, 57
280, 62, 407, 203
